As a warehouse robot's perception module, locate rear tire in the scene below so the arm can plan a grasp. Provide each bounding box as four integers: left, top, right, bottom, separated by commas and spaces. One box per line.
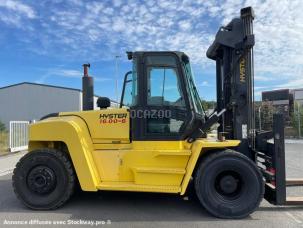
12, 148, 75, 210
194, 150, 264, 219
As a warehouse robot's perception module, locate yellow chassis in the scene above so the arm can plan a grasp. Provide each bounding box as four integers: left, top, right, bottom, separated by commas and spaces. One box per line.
29, 109, 240, 195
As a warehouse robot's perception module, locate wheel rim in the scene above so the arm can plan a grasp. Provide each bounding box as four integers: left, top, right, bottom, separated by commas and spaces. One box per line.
214, 170, 243, 199
27, 166, 57, 195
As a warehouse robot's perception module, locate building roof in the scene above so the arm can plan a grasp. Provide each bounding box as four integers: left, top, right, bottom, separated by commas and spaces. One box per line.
262, 89, 291, 101
0, 82, 81, 92
0, 82, 120, 104
262, 89, 289, 94
291, 88, 303, 92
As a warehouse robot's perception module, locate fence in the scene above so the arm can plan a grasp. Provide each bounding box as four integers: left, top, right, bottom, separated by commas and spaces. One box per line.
9, 121, 29, 152
255, 101, 303, 138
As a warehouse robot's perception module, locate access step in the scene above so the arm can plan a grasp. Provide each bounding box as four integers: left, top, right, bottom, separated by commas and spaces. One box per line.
97, 182, 180, 193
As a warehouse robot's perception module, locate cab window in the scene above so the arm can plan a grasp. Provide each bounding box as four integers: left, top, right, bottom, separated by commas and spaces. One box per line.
145, 55, 187, 135
146, 58, 185, 109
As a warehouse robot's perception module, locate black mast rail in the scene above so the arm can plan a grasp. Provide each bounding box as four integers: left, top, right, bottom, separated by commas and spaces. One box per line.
207, 7, 255, 159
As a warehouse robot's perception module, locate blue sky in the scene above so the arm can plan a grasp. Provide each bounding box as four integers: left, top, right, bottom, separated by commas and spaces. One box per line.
0, 0, 302, 101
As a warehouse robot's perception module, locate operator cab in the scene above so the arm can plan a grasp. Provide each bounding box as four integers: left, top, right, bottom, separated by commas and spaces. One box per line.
120, 51, 206, 141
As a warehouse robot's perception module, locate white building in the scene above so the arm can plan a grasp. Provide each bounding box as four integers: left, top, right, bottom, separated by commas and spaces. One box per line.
0, 82, 118, 128
292, 89, 303, 105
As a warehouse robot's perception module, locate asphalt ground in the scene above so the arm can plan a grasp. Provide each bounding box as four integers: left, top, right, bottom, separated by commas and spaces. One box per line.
0, 144, 302, 228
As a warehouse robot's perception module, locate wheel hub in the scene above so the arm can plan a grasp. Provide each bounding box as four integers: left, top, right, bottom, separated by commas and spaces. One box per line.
219, 175, 238, 194
215, 171, 242, 198
27, 166, 56, 195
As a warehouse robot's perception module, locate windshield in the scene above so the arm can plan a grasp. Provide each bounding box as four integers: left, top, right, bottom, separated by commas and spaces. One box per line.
182, 57, 205, 116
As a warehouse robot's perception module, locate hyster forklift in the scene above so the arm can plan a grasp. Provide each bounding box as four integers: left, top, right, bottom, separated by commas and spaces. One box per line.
12, 7, 303, 218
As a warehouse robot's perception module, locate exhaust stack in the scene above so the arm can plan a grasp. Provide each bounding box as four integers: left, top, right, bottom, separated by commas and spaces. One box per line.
82, 63, 94, 111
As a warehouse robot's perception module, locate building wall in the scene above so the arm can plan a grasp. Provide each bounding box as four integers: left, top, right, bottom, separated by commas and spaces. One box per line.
0, 84, 81, 128
0, 83, 120, 129
292, 89, 303, 105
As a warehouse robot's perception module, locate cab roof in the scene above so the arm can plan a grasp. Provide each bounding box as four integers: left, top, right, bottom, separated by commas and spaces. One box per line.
126, 51, 188, 60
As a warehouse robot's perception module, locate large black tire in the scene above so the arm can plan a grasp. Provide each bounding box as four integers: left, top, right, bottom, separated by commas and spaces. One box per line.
194, 150, 264, 219
12, 148, 75, 210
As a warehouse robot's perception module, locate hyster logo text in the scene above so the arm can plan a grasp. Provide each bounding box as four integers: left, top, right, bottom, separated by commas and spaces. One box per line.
99, 113, 127, 124
239, 58, 246, 83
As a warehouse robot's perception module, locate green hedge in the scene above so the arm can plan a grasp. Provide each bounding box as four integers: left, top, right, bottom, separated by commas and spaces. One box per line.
0, 120, 5, 132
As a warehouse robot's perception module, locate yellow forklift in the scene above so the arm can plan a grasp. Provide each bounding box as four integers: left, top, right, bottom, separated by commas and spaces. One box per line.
12, 7, 303, 218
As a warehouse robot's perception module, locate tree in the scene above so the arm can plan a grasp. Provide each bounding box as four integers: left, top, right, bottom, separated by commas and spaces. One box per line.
260, 101, 275, 131
201, 99, 216, 112
0, 120, 5, 132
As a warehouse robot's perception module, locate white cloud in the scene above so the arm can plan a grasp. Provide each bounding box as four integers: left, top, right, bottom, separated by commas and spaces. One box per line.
255, 75, 276, 82
55, 69, 82, 78
274, 78, 303, 90
113, 0, 123, 7
54, 69, 111, 82
0, 0, 36, 27
35, 68, 111, 84
2, 0, 303, 92
112, 18, 126, 32
178, 20, 192, 31
0, 0, 36, 18
198, 81, 210, 87
215, 0, 303, 88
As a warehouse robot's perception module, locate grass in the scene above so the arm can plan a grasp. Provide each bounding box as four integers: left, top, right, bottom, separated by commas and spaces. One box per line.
0, 131, 9, 155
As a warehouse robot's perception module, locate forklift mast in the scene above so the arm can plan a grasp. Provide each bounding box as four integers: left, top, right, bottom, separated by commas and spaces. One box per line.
207, 7, 255, 158
208, 7, 303, 205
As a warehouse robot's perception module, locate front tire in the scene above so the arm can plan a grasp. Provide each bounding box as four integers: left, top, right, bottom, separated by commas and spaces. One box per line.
12, 148, 75, 210
195, 150, 264, 219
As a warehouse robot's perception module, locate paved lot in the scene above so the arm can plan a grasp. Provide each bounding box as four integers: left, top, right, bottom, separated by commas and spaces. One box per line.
0, 144, 302, 228
0, 151, 26, 175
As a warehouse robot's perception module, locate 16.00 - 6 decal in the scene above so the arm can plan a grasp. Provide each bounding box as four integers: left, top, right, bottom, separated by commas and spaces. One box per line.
99, 113, 127, 124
